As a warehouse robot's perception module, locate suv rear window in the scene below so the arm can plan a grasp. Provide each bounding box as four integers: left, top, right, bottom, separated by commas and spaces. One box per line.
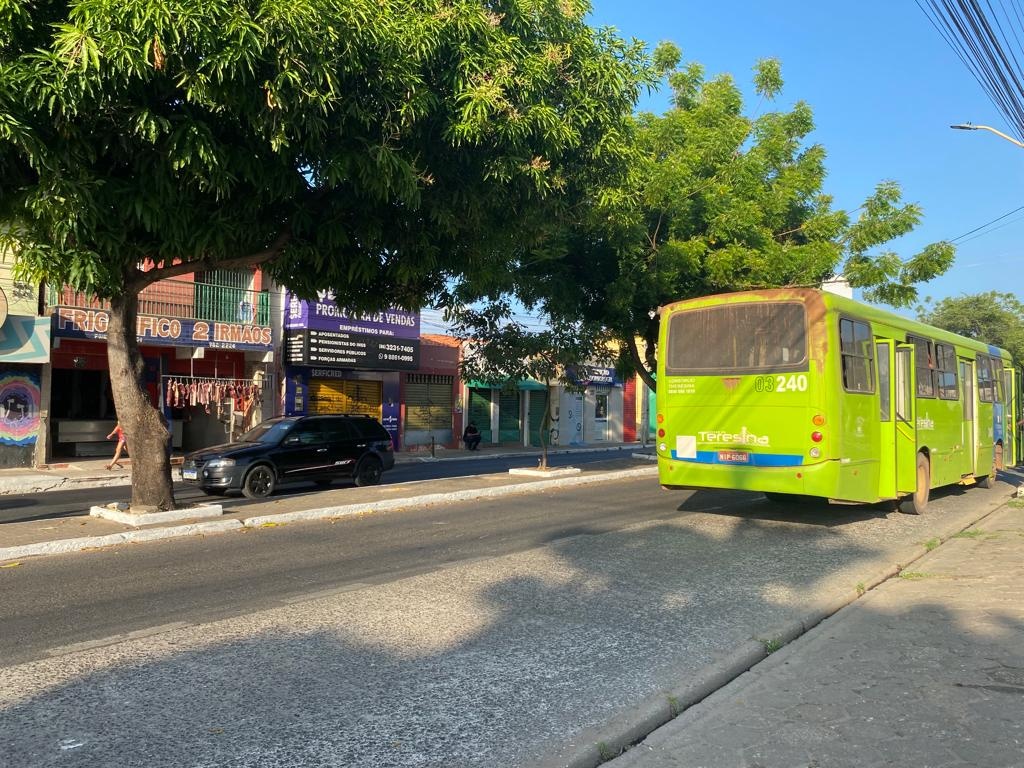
666, 302, 808, 375
350, 418, 390, 440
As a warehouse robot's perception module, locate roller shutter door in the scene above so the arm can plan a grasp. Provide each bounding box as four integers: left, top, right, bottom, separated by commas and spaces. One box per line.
405, 375, 453, 431
309, 379, 382, 418
498, 390, 521, 443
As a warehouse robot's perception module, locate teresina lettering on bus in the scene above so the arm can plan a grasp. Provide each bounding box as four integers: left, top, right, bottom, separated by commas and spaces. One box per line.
698, 427, 770, 447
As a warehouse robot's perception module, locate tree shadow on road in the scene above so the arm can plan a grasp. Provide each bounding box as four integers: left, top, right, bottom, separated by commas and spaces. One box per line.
0, 479, 1014, 768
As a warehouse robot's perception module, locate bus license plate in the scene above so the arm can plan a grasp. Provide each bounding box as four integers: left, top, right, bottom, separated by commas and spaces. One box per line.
182, 469, 198, 480
717, 451, 750, 464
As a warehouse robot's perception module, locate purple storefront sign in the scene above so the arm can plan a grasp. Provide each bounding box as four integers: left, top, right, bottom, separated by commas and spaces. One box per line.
285, 291, 420, 339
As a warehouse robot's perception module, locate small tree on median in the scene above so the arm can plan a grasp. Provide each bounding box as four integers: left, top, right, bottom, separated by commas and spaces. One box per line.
453, 300, 611, 469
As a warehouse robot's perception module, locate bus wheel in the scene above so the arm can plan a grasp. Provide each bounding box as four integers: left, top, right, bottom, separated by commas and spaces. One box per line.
903, 454, 930, 515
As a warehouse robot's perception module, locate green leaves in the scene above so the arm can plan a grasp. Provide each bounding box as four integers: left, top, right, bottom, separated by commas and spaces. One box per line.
451, 45, 954, 392
918, 291, 1024, 361
0, 0, 650, 301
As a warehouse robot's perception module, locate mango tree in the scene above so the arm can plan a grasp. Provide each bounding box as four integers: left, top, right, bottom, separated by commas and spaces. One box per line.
0, 0, 649, 509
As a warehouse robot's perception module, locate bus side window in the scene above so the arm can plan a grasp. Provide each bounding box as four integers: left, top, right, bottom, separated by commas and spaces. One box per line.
908, 335, 936, 397
936, 343, 958, 400
978, 355, 996, 403
840, 318, 874, 393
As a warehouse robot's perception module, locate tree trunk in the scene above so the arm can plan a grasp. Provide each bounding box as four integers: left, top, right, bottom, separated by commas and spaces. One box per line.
538, 384, 551, 470
626, 334, 657, 393
107, 293, 177, 512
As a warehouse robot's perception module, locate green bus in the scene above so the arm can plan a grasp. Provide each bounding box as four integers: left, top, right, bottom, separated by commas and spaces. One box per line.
656, 288, 1018, 513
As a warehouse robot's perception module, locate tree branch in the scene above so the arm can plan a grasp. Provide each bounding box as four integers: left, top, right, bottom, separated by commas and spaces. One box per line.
128, 229, 292, 291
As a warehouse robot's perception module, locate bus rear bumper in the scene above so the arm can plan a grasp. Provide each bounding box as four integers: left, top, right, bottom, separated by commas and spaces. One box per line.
657, 455, 871, 501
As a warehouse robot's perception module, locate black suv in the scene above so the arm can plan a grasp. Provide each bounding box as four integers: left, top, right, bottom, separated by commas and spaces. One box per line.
181, 414, 395, 499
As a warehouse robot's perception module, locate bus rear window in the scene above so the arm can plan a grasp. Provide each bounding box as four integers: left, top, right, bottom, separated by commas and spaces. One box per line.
666, 302, 808, 374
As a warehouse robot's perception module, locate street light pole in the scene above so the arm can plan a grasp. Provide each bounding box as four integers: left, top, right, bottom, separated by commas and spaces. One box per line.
950, 122, 1024, 148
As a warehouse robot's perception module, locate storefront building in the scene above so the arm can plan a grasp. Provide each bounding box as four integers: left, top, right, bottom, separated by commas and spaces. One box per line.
282, 291, 420, 449
47, 270, 276, 458
551, 366, 630, 446
463, 379, 547, 448
402, 334, 461, 450
0, 257, 50, 468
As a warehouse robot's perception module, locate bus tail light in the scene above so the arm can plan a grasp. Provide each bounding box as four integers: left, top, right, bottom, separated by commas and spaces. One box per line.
811, 431, 823, 443
809, 447, 821, 459
657, 428, 665, 438
812, 414, 825, 426
656, 413, 665, 424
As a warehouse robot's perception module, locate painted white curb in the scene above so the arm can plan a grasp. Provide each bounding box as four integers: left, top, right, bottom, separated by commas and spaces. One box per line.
0, 519, 244, 563
0, 475, 131, 496
508, 467, 582, 477
242, 466, 658, 528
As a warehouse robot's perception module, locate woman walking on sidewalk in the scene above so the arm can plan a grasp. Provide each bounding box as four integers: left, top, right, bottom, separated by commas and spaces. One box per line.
105, 422, 127, 470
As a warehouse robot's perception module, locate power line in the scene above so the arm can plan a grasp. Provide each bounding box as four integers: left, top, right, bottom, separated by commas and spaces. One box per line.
945, 202, 1024, 243
918, 1, 1024, 140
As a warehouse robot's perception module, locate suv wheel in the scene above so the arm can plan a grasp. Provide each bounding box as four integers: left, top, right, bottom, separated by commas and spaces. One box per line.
354, 456, 383, 487
242, 464, 276, 499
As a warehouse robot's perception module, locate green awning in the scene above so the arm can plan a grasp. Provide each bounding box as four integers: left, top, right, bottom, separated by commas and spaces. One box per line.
466, 379, 548, 391
517, 379, 547, 391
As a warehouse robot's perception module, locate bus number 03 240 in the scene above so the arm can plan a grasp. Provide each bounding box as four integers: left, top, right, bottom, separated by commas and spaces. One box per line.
754, 374, 808, 393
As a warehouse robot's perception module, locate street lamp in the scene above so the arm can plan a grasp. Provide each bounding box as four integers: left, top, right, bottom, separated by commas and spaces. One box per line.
950, 122, 1024, 148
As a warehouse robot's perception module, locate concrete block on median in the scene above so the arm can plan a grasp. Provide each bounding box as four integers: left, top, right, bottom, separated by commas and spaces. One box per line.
90, 503, 224, 527
508, 467, 582, 478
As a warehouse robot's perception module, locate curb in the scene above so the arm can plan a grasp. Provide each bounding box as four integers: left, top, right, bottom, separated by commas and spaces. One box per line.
0, 467, 657, 564
0, 474, 131, 496
241, 467, 657, 527
0, 519, 244, 563
404, 445, 654, 464
531, 488, 1015, 768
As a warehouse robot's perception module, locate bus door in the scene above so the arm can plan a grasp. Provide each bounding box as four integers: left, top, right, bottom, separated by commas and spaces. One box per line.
894, 344, 917, 496
875, 340, 896, 497
1002, 366, 1015, 468
960, 359, 976, 476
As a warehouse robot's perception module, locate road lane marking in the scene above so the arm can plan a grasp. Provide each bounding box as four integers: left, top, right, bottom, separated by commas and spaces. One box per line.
279, 583, 372, 604
45, 621, 190, 657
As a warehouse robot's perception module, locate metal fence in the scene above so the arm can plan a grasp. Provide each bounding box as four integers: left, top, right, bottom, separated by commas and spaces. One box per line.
48, 279, 271, 325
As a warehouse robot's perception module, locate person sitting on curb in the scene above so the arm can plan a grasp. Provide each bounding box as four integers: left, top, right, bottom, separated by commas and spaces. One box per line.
105, 422, 127, 470
463, 421, 481, 451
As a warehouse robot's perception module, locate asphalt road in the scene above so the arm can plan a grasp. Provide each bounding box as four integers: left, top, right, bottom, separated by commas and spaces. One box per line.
0, 471, 1010, 768
0, 448, 639, 525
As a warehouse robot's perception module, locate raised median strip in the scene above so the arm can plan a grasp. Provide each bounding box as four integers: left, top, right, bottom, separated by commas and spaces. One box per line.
0, 466, 657, 563
0, 519, 245, 564
240, 467, 657, 527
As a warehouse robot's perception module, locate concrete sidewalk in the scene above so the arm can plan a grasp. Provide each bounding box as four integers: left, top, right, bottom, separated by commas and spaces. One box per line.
600, 499, 1024, 768
0, 448, 656, 564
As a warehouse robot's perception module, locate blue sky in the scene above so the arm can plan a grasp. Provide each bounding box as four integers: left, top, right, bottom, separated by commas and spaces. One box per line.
587, 0, 1021, 310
